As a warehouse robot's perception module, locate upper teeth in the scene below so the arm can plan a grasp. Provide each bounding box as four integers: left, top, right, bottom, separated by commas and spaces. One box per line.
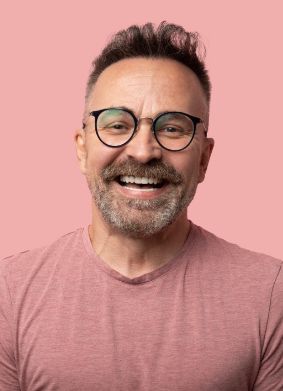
120, 176, 160, 185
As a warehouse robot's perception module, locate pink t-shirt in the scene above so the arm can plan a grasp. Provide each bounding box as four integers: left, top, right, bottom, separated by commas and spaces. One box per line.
0, 222, 282, 391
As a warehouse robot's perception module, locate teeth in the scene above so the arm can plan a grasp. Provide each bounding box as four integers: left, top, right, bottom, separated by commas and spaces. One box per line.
120, 176, 160, 185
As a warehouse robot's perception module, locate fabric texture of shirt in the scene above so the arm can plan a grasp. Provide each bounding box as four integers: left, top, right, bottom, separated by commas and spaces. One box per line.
0, 222, 282, 391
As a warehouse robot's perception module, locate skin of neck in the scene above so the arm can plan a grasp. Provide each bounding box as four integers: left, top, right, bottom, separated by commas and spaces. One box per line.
88, 202, 191, 279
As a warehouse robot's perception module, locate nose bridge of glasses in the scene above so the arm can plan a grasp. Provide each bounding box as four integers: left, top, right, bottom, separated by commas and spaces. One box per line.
130, 116, 160, 149
136, 116, 154, 132
128, 116, 162, 160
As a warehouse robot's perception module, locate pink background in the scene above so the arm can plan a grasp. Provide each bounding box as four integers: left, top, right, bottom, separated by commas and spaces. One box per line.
0, 1, 282, 260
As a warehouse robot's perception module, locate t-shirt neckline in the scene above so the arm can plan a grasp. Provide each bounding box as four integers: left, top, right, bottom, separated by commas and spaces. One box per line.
82, 220, 197, 285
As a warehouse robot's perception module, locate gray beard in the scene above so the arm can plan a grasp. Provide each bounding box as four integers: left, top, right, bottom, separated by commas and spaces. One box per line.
86, 160, 199, 238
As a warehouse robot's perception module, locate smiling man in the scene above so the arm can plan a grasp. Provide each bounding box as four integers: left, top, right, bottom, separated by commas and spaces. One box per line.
1, 22, 282, 391
76, 53, 212, 278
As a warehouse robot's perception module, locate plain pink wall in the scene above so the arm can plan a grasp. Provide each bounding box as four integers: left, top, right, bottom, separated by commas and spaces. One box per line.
0, 1, 282, 260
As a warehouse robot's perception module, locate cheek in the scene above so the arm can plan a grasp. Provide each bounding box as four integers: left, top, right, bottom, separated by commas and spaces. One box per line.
85, 143, 121, 175
166, 150, 201, 183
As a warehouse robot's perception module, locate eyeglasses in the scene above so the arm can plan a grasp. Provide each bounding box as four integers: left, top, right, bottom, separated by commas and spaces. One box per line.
83, 107, 206, 152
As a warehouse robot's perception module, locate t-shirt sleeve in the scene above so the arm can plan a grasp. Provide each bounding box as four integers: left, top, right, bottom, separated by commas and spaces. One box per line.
0, 261, 21, 390
253, 264, 283, 390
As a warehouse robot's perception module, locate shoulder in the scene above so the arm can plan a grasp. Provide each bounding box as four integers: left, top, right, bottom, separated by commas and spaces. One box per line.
189, 223, 283, 333
193, 222, 282, 267
191, 222, 282, 288
0, 227, 85, 282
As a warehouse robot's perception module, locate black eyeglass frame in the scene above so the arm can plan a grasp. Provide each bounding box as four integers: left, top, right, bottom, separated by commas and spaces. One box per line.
83, 107, 207, 152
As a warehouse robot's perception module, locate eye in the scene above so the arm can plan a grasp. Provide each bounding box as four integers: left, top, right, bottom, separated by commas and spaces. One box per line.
99, 121, 133, 137
105, 122, 130, 130
97, 109, 135, 134
157, 125, 186, 136
162, 126, 179, 133
111, 123, 127, 129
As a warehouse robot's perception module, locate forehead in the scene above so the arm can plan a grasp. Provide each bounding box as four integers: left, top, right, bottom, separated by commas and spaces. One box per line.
88, 58, 208, 117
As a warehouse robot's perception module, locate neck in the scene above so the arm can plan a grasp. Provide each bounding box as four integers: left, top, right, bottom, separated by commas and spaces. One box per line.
88, 206, 191, 279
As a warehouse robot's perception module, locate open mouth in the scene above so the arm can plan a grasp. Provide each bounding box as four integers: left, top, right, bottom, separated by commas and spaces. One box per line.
116, 175, 167, 190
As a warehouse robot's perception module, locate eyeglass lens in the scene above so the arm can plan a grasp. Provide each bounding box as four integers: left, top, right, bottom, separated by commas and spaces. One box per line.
96, 108, 195, 151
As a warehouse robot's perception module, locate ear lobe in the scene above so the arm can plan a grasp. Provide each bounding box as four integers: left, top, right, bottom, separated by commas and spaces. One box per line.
74, 129, 87, 175
198, 138, 214, 183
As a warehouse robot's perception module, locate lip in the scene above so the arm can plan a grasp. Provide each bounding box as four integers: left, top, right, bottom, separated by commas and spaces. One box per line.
112, 180, 170, 200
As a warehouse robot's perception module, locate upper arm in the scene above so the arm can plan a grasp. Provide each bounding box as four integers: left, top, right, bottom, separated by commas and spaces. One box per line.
0, 262, 21, 391
253, 265, 283, 390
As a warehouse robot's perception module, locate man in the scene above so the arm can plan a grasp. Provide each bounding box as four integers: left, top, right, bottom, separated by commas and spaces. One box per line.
0, 22, 282, 391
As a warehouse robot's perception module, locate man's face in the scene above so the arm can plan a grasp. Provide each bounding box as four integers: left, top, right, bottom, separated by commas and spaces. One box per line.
75, 58, 214, 237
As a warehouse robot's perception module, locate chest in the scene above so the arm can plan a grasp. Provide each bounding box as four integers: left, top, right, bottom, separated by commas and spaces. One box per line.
16, 281, 259, 391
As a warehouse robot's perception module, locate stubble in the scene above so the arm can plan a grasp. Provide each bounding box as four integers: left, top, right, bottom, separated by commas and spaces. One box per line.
86, 159, 199, 238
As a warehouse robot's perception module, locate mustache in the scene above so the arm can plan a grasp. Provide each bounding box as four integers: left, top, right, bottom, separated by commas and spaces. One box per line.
100, 159, 184, 185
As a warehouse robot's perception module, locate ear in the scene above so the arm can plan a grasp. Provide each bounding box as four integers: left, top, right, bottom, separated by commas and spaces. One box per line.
198, 137, 214, 183
74, 129, 88, 175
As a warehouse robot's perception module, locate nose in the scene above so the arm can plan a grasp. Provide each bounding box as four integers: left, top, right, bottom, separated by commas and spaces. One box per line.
124, 118, 162, 163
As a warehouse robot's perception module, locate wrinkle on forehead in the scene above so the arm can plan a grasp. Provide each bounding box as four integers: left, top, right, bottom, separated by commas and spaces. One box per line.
86, 58, 208, 124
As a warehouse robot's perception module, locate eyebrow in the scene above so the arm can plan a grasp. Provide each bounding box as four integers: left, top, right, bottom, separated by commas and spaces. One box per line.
107, 105, 189, 118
